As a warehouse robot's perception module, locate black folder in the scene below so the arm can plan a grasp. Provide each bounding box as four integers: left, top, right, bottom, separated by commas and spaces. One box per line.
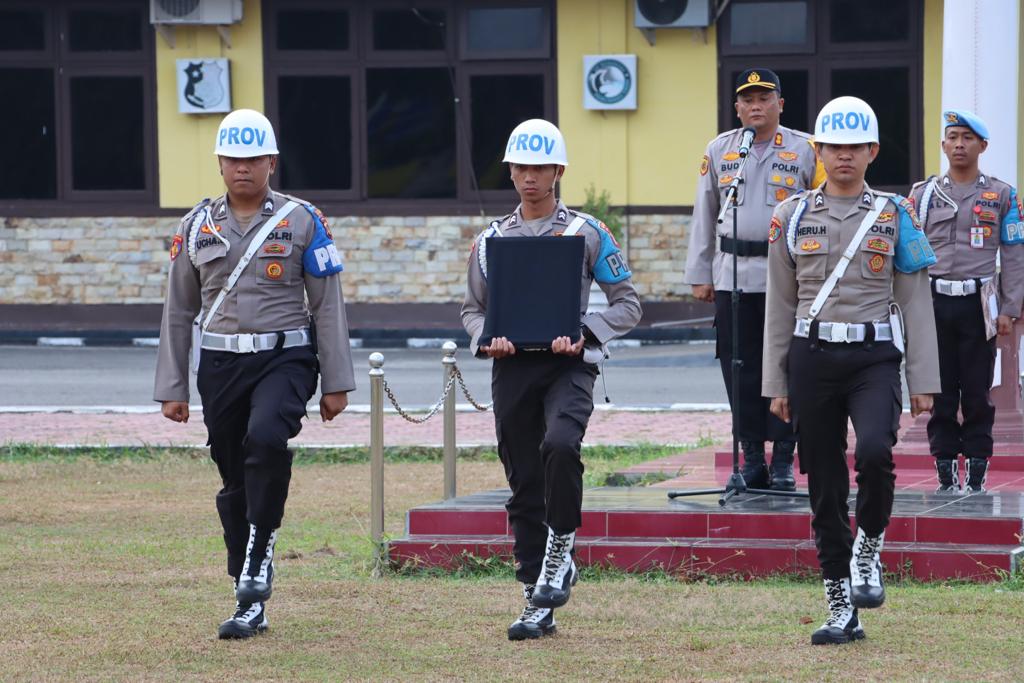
479, 236, 585, 350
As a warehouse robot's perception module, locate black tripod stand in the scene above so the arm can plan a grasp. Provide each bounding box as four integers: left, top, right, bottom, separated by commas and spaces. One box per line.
668, 135, 809, 506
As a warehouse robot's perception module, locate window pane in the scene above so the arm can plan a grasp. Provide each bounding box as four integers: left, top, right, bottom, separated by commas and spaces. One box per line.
71, 77, 145, 190
372, 9, 446, 51
729, 2, 807, 47
366, 68, 455, 198
277, 76, 352, 191
0, 10, 46, 51
68, 9, 142, 51
471, 74, 544, 191
0, 69, 55, 199
830, 0, 909, 43
466, 8, 547, 54
831, 67, 910, 186
277, 9, 349, 50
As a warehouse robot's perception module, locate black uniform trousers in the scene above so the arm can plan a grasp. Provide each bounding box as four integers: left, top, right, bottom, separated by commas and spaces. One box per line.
715, 291, 795, 444
927, 292, 996, 460
491, 352, 597, 584
197, 345, 318, 579
787, 336, 901, 580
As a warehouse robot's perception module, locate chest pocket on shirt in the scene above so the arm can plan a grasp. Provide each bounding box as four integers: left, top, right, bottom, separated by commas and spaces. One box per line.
195, 243, 227, 266
925, 205, 956, 245
794, 231, 829, 281
766, 170, 800, 207
974, 208, 1000, 250
256, 241, 294, 285
860, 235, 894, 279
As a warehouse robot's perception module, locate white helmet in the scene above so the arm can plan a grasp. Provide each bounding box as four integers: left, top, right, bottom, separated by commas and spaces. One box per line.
503, 119, 568, 166
214, 108, 279, 157
814, 96, 879, 145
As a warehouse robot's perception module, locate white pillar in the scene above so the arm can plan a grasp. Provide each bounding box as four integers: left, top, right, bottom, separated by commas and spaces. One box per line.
940, 0, 1019, 181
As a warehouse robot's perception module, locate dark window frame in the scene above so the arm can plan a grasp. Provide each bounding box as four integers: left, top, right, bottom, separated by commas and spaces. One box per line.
719, 0, 816, 56
262, 0, 557, 216
458, 0, 553, 61
0, 0, 158, 215
718, 0, 923, 193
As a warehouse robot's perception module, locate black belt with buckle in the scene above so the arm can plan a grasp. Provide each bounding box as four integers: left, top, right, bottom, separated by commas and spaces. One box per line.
719, 236, 769, 257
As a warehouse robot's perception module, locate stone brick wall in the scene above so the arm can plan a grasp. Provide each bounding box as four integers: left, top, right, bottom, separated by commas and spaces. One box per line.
0, 213, 692, 304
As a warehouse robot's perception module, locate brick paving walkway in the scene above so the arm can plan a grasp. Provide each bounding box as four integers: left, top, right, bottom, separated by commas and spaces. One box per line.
0, 409, 735, 448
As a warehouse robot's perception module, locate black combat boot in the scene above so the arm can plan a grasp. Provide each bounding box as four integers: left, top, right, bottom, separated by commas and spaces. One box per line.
507, 583, 556, 641
811, 578, 865, 645
849, 528, 885, 608
532, 527, 578, 609
964, 458, 989, 494
218, 600, 268, 639
769, 440, 797, 491
740, 441, 769, 489
236, 524, 278, 604
934, 458, 959, 493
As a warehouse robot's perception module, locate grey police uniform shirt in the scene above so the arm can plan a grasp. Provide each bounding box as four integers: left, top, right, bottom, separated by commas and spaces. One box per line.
909, 172, 1024, 318
684, 126, 823, 293
154, 190, 356, 403
762, 184, 941, 398
461, 201, 643, 357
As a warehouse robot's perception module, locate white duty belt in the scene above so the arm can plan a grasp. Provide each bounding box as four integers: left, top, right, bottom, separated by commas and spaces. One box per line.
931, 276, 991, 297
201, 327, 310, 353
794, 319, 892, 343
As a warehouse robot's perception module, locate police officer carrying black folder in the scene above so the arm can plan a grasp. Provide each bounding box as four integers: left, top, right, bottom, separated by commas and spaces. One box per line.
462, 119, 641, 641
154, 109, 355, 639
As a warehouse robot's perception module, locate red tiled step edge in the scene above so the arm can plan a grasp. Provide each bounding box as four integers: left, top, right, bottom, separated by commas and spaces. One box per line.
407, 508, 1024, 546
714, 451, 1024, 471
388, 535, 1023, 582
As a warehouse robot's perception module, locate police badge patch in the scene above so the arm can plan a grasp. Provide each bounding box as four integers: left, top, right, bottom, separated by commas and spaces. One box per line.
868, 253, 885, 272
700, 155, 709, 176
170, 234, 183, 261
769, 217, 782, 243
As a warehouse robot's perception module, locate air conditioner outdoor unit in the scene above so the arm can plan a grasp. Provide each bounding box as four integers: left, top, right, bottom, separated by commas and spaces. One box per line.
150, 0, 243, 25
635, 0, 712, 29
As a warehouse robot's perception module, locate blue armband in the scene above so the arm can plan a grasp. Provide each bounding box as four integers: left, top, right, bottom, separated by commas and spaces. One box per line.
1001, 188, 1024, 244
301, 205, 344, 277
587, 218, 631, 284
893, 196, 936, 273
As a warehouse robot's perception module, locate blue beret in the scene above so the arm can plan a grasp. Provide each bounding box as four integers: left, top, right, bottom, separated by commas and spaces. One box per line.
943, 110, 989, 140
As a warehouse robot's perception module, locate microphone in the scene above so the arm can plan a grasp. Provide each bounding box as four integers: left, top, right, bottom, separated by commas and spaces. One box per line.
737, 127, 756, 158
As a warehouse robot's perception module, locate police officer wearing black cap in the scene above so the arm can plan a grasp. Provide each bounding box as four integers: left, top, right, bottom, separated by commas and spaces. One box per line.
684, 68, 825, 491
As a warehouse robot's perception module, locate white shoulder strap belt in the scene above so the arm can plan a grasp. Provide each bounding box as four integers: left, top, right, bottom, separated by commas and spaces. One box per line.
563, 216, 587, 236
201, 201, 298, 331
807, 196, 888, 319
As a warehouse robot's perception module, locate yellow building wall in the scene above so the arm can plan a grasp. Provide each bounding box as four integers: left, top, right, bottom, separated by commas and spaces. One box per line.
557, 0, 717, 207
922, 0, 943, 176
155, 0, 264, 209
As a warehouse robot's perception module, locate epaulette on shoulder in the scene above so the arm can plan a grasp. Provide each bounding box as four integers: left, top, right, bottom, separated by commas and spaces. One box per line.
909, 176, 935, 194
181, 198, 210, 224
787, 128, 814, 142
710, 129, 735, 145
778, 190, 807, 209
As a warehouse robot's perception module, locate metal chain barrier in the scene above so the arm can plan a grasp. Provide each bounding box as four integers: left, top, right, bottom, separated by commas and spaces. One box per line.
382, 371, 458, 424
455, 365, 493, 411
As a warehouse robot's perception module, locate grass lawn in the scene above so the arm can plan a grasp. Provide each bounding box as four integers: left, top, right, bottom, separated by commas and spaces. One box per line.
1, 446, 1022, 682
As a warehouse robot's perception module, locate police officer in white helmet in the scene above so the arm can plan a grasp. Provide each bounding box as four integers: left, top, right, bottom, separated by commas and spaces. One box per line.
763, 96, 940, 644
462, 119, 641, 640
154, 108, 355, 639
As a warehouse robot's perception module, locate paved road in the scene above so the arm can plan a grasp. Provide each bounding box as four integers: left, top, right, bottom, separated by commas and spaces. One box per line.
0, 342, 728, 408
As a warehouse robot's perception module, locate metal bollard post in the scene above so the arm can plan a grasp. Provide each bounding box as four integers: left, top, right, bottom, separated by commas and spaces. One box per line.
369, 352, 385, 547
442, 341, 457, 500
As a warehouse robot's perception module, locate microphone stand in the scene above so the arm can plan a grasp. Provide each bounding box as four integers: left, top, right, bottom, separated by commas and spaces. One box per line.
668, 138, 809, 506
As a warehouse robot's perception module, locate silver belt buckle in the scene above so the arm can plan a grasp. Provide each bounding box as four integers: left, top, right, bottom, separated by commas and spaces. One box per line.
236, 333, 257, 353
950, 281, 965, 296
831, 323, 849, 343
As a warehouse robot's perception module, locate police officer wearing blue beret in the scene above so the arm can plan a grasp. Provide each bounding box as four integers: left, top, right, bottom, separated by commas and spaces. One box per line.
462, 119, 641, 640
154, 109, 355, 639
910, 110, 1024, 493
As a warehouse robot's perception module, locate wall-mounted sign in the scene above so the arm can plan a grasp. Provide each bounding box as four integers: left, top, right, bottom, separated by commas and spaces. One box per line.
176, 58, 231, 114
583, 54, 637, 110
